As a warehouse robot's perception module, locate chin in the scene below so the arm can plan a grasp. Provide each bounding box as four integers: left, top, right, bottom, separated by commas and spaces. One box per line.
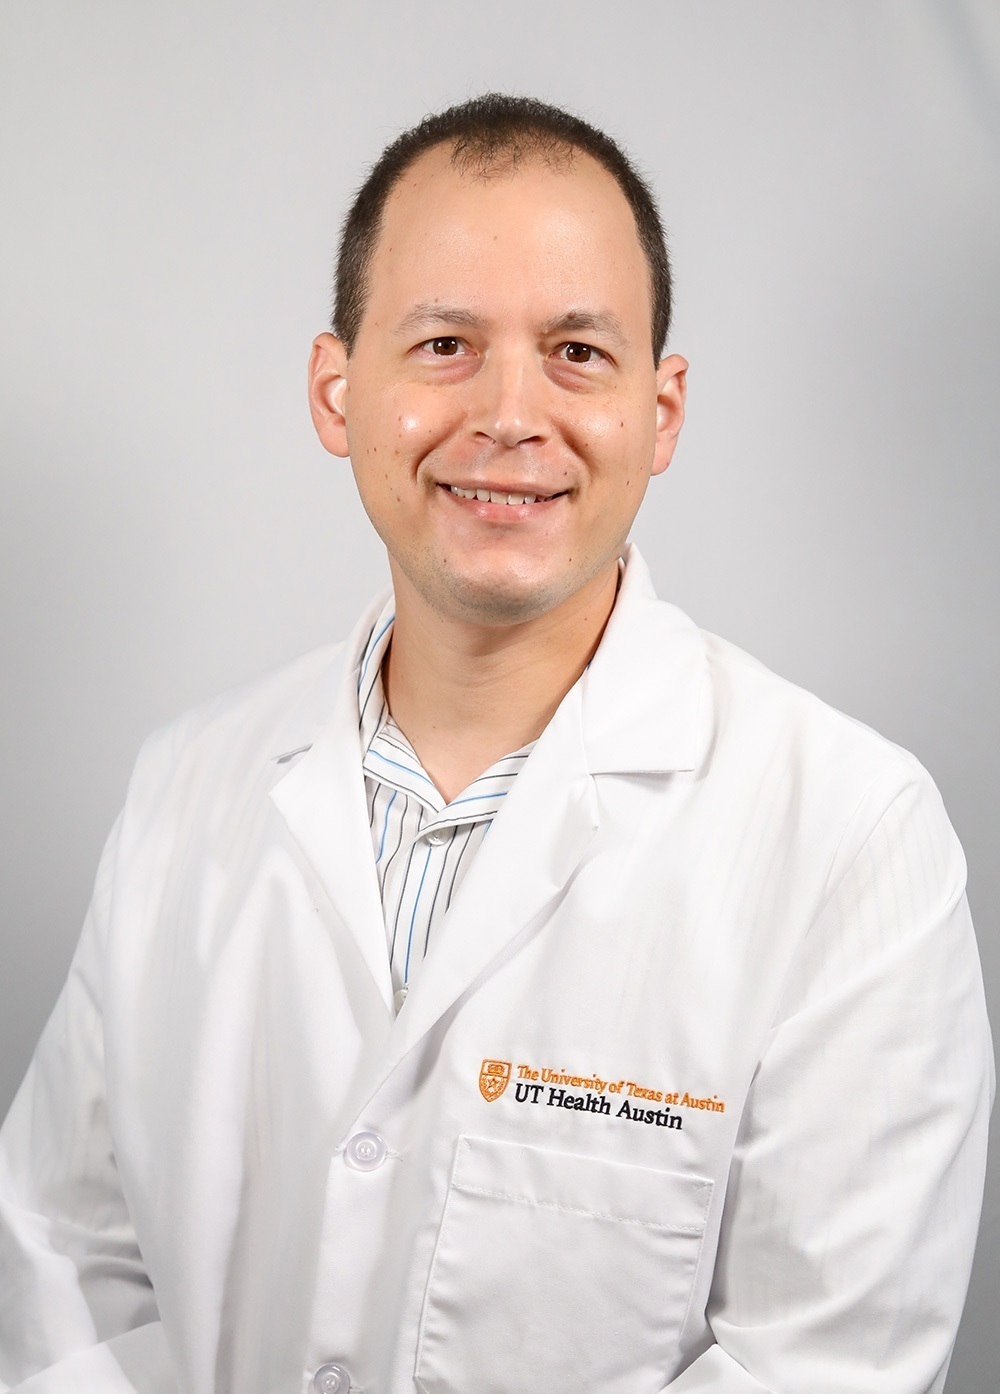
428, 565, 573, 627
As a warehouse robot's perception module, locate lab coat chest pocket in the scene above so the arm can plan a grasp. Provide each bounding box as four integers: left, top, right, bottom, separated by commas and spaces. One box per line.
415, 1136, 713, 1394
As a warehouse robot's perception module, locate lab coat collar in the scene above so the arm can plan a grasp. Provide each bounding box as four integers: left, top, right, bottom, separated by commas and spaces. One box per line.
265, 544, 710, 781
581, 543, 711, 776
266, 545, 712, 1064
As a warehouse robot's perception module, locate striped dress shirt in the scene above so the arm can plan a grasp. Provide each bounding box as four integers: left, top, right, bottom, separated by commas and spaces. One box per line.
357, 600, 535, 1007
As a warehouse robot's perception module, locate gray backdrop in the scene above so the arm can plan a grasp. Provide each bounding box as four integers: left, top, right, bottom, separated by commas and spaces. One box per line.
1, 1, 996, 1387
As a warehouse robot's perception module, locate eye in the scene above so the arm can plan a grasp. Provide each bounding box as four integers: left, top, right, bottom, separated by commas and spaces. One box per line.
427, 337, 462, 356
559, 342, 602, 364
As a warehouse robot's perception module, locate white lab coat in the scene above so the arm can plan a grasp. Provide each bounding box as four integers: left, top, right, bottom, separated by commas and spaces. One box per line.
0, 546, 993, 1394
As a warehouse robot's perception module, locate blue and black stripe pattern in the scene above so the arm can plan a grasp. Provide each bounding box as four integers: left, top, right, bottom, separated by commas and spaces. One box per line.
357, 600, 534, 1003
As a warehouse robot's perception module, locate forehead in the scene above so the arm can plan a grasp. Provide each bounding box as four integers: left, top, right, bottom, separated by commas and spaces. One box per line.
364, 142, 651, 332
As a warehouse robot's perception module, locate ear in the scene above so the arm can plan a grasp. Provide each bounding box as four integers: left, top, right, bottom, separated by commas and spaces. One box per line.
651, 353, 688, 477
308, 332, 351, 458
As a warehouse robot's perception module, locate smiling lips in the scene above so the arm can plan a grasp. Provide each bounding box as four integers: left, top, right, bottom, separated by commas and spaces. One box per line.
445, 484, 565, 506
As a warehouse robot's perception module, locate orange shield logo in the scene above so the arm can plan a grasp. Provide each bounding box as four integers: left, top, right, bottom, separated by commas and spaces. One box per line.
479, 1059, 511, 1102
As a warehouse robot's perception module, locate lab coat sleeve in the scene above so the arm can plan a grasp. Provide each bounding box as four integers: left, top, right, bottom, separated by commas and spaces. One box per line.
0, 816, 178, 1393
663, 765, 994, 1394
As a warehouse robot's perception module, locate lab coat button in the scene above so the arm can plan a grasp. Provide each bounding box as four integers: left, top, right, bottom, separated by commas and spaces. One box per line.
344, 1130, 387, 1171
312, 1364, 350, 1394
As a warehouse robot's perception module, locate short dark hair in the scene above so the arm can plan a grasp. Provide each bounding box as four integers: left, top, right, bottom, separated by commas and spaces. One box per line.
333, 93, 672, 360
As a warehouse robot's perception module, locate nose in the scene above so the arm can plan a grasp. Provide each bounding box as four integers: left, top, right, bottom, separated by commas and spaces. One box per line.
469, 348, 550, 449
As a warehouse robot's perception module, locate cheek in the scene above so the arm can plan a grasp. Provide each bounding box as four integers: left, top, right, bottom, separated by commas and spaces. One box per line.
346, 382, 448, 468
561, 391, 653, 455
567, 421, 652, 497
382, 385, 462, 464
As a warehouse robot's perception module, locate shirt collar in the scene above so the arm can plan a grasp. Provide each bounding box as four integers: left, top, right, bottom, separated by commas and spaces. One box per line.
357, 595, 396, 755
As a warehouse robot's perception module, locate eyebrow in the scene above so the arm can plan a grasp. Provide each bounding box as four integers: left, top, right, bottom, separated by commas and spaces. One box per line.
540, 310, 630, 348
393, 303, 631, 348
394, 304, 487, 336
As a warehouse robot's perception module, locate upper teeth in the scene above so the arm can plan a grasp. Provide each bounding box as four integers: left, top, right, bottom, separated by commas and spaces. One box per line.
449, 486, 541, 504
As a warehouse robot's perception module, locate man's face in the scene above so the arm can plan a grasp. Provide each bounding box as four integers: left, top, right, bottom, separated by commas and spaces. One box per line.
310, 143, 686, 627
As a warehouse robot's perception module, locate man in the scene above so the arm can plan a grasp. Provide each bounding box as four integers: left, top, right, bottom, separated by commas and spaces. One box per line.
0, 94, 992, 1394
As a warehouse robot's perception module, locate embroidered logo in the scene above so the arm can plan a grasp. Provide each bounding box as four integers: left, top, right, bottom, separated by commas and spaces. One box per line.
478, 1057, 728, 1135
479, 1059, 512, 1102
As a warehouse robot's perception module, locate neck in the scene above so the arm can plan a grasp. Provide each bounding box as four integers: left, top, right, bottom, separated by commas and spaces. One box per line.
383, 562, 620, 803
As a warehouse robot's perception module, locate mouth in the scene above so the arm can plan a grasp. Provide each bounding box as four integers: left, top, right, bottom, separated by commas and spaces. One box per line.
442, 483, 568, 506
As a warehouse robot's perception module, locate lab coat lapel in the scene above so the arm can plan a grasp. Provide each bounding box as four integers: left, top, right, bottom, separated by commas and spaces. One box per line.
268, 601, 395, 1015
371, 682, 600, 1086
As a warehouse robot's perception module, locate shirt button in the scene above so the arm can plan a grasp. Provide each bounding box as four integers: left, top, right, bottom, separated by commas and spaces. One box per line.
344, 1130, 387, 1171
426, 828, 448, 846
312, 1364, 350, 1394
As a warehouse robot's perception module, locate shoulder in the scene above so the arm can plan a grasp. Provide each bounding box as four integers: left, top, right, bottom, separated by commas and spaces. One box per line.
702, 625, 921, 780
123, 641, 351, 814
125, 584, 393, 785
606, 552, 930, 813
152, 640, 348, 753
696, 623, 956, 882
